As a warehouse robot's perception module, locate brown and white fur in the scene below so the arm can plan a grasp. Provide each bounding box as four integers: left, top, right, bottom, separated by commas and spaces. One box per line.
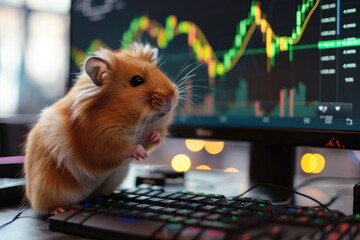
24, 43, 178, 214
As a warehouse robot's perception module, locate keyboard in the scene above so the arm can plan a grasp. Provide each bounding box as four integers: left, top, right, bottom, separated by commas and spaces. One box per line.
49, 184, 360, 239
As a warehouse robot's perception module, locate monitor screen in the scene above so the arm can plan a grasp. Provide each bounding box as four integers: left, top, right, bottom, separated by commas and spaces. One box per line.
69, 0, 360, 150
69, 0, 360, 194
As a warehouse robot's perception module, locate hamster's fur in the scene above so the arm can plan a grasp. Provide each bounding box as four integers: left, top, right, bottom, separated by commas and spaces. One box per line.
24, 43, 178, 213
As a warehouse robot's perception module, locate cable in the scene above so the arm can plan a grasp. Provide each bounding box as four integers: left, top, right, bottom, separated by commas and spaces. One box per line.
0, 207, 28, 229
320, 189, 352, 208
294, 177, 359, 209
237, 183, 330, 210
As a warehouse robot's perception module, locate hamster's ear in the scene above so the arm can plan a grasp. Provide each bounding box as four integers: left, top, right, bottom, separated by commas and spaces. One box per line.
85, 57, 112, 87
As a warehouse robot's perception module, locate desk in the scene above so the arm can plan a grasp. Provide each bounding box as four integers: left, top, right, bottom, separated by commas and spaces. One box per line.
0, 162, 356, 239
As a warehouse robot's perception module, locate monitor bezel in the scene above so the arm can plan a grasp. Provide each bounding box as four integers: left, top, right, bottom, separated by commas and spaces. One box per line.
169, 124, 360, 150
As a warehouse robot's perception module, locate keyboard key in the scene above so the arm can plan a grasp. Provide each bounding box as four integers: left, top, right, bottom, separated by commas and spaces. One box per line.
177, 226, 202, 240
168, 216, 186, 223
121, 188, 140, 194
156, 199, 175, 207
188, 196, 208, 203
48, 208, 80, 223
213, 207, 233, 214
197, 229, 227, 240
184, 203, 202, 210
222, 211, 271, 227
147, 205, 164, 213
249, 203, 275, 212
133, 203, 151, 211
157, 191, 179, 198
153, 214, 174, 222
82, 213, 164, 239
214, 199, 236, 207
145, 197, 164, 205
160, 207, 178, 215
252, 198, 272, 205
200, 198, 220, 205
167, 193, 186, 200
153, 223, 183, 239
190, 212, 209, 219
145, 190, 163, 197
122, 210, 141, 218
134, 188, 152, 195
121, 201, 139, 209
232, 196, 253, 202
121, 193, 139, 200
135, 195, 151, 202
176, 209, 194, 216
199, 220, 239, 231
178, 194, 197, 201
200, 193, 225, 199
230, 201, 254, 209
66, 211, 94, 225
183, 218, 200, 225
169, 200, 187, 209
197, 204, 217, 212
205, 213, 222, 221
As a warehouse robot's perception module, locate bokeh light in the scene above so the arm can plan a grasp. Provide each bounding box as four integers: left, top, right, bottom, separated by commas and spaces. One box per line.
204, 141, 224, 154
185, 139, 205, 152
171, 154, 192, 172
224, 167, 239, 172
196, 165, 211, 170
301, 153, 325, 174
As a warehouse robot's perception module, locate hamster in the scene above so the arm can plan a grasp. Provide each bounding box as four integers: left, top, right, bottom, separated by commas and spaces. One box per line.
24, 43, 178, 214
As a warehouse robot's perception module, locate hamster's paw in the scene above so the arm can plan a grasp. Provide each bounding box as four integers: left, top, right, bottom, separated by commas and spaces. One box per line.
50, 207, 66, 215
125, 144, 147, 161
148, 130, 161, 144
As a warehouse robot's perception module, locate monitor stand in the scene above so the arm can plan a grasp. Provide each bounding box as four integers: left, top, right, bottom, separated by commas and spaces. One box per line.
248, 143, 295, 203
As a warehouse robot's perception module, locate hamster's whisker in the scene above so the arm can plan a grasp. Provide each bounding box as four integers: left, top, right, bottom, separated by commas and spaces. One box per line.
176, 71, 195, 86
157, 60, 168, 70
178, 92, 204, 107
176, 74, 197, 86
173, 60, 190, 83
184, 63, 202, 77
156, 55, 164, 66
174, 62, 201, 84
176, 81, 220, 112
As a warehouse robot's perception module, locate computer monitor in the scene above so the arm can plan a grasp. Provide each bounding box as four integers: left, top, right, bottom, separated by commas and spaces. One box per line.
69, 0, 360, 195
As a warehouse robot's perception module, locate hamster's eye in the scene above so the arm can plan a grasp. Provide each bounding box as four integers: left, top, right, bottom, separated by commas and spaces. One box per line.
130, 76, 145, 87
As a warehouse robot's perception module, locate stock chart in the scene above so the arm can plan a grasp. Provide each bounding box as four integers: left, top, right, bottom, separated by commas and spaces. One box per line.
70, 0, 360, 129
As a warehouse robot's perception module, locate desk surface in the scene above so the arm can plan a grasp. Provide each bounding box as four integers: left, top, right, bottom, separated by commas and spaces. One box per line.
0, 163, 356, 239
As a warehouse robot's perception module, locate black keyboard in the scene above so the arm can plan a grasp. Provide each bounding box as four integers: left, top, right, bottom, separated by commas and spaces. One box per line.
49, 185, 360, 239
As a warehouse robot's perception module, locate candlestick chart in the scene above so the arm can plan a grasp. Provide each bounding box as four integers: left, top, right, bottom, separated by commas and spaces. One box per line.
72, 0, 319, 76
70, 0, 360, 126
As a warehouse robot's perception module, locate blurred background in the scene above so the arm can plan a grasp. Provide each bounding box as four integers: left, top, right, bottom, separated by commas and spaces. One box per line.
0, 0, 359, 214
0, 0, 70, 116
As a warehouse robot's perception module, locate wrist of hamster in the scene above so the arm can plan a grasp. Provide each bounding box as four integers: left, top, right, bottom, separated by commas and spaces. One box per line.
142, 129, 165, 154
127, 130, 165, 160
148, 130, 161, 145
125, 144, 147, 161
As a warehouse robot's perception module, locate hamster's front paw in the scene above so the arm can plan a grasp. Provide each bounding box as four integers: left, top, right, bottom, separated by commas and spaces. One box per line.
125, 144, 147, 161
148, 130, 161, 144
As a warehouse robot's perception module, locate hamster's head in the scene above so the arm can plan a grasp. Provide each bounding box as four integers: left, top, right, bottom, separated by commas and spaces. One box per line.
80, 43, 178, 127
